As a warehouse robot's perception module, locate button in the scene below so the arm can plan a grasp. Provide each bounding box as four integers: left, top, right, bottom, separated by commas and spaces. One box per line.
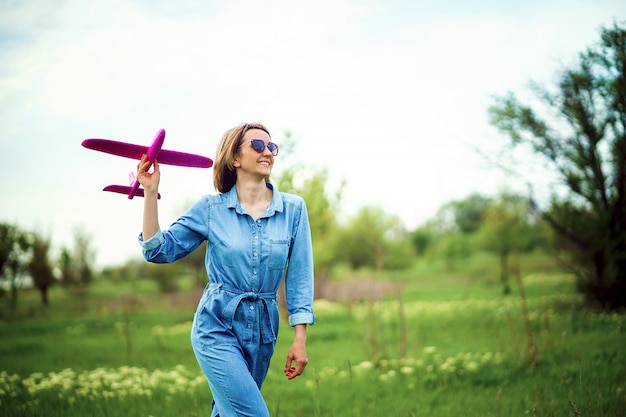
247, 324, 251, 328
253, 252, 258, 257
253, 270, 257, 275
254, 235, 258, 240
250, 305, 254, 310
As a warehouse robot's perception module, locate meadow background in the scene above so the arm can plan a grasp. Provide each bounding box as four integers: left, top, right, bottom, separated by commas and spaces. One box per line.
1, 252, 624, 417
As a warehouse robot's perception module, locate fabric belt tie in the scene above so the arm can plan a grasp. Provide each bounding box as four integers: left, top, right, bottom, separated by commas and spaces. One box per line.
220, 285, 277, 344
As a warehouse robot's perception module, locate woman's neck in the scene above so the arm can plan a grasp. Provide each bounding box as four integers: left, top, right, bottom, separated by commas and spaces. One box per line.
236, 179, 272, 219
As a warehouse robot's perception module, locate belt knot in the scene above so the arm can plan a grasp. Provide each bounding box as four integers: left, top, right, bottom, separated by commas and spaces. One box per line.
219, 285, 277, 343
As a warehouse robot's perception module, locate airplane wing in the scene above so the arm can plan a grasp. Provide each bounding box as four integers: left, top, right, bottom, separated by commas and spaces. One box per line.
157, 149, 213, 168
81, 139, 213, 168
82, 139, 148, 160
103, 185, 161, 199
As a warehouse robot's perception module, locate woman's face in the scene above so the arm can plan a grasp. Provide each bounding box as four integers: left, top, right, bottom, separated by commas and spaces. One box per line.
235, 128, 275, 178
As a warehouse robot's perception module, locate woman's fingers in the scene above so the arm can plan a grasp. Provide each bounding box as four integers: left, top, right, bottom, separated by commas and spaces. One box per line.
284, 357, 308, 380
136, 155, 160, 191
138, 154, 150, 172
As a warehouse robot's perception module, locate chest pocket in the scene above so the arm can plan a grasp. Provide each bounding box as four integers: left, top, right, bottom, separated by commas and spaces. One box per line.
269, 239, 290, 270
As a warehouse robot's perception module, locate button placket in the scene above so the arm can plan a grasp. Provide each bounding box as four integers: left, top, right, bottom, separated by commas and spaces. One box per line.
245, 300, 258, 343
250, 221, 260, 292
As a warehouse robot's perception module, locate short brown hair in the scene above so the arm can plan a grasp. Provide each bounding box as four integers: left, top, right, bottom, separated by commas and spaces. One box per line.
213, 122, 271, 193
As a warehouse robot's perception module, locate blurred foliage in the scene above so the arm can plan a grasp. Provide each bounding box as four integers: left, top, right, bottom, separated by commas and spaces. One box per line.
1, 223, 96, 308
27, 233, 55, 305
436, 193, 493, 234
476, 192, 544, 294
58, 228, 95, 287
333, 205, 413, 272
489, 21, 626, 309
0, 222, 30, 304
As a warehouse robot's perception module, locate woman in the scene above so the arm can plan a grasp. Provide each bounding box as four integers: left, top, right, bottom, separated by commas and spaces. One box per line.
137, 122, 316, 416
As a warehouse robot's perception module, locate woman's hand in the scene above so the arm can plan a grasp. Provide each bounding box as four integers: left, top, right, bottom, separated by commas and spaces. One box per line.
284, 324, 308, 380
137, 154, 160, 196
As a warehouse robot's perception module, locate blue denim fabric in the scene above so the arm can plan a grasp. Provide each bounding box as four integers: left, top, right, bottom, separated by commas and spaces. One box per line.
139, 183, 316, 416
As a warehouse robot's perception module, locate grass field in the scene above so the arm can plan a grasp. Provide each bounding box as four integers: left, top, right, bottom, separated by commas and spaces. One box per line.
1, 253, 624, 416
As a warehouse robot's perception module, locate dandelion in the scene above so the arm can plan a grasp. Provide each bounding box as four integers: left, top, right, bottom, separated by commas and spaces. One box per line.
465, 361, 479, 372
354, 361, 374, 372
400, 366, 414, 375
319, 366, 337, 379
423, 346, 436, 354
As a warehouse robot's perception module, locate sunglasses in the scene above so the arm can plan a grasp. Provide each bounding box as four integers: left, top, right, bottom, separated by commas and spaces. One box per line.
241, 139, 279, 156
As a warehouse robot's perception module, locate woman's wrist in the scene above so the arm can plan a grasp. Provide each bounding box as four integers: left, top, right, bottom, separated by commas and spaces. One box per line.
293, 324, 307, 344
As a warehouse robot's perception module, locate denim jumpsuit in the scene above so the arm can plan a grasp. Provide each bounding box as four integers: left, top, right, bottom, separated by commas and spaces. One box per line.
139, 184, 316, 417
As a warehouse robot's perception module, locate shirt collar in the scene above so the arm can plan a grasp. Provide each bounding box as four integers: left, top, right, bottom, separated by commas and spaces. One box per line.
225, 182, 284, 217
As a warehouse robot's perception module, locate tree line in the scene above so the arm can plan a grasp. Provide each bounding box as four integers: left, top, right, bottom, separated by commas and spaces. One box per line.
0, 188, 547, 305
0, 224, 95, 306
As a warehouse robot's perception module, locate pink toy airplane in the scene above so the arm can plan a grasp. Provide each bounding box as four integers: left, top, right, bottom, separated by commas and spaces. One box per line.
82, 128, 213, 199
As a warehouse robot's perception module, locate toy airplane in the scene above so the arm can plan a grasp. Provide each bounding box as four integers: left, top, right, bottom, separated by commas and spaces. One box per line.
82, 128, 213, 199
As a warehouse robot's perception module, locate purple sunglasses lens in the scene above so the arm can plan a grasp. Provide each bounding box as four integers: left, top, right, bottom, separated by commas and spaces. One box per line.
250, 140, 265, 152
250, 139, 278, 155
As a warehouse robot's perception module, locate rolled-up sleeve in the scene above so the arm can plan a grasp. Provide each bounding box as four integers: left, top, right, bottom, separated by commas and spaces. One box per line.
138, 229, 164, 251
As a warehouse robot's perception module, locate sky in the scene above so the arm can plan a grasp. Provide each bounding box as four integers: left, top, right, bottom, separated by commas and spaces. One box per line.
1, 0, 624, 268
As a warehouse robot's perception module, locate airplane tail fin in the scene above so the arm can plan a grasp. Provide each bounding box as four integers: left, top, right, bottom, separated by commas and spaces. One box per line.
103, 185, 161, 199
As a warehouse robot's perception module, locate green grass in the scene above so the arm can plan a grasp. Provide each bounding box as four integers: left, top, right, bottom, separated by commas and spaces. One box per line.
1, 254, 624, 416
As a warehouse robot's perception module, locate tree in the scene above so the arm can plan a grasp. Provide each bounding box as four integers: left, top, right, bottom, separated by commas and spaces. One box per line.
28, 233, 56, 305
477, 193, 538, 294
334, 205, 411, 272
451, 193, 494, 234
408, 225, 436, 255
58, 228, 96, 295
59, 247, 79, 287
431, 193, 494, 235
427, 194, 493, 269
489, 22, 626, 309
0, 222, 30, 305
